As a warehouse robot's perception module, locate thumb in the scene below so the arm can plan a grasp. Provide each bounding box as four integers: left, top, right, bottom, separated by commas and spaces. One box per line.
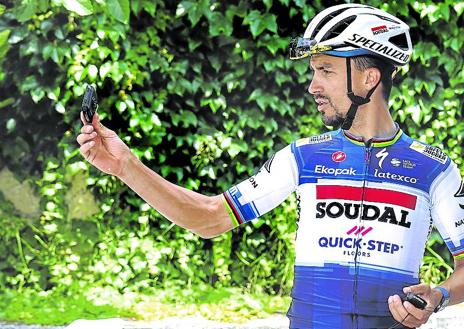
92, 113, 110, 135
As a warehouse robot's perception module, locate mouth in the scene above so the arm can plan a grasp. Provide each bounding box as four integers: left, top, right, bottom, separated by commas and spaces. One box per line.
314, 97, 329, 112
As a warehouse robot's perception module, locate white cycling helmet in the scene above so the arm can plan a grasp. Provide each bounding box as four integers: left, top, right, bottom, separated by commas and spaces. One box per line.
289, 4, 413, 130
290, 4, 413, 66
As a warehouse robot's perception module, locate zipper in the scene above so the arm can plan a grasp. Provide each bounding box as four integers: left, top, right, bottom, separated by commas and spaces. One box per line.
352, 139, 374, 329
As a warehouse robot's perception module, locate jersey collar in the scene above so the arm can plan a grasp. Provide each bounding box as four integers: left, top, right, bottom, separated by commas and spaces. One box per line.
342, 123, 403, 148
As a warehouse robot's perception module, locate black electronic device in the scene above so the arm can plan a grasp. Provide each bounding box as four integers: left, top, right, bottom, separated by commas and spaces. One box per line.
81, 85, 98, 123
401, 292, 427, 310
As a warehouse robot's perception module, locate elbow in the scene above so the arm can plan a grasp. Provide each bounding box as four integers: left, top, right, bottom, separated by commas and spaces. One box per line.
194, 228, 223, 239
196, 232, 215, 239
191, 195, 233, 239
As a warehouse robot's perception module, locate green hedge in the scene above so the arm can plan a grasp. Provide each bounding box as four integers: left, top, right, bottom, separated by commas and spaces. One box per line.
0, 0, 462, 297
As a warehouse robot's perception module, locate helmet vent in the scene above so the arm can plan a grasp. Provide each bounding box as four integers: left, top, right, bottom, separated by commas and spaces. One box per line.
372, 14, 401, 25
321, 15, 357, 42
310, 8, 348, 39
389, 33, 409, 50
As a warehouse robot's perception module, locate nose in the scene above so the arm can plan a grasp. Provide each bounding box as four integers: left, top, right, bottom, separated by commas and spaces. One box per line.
308, 74, 322, 95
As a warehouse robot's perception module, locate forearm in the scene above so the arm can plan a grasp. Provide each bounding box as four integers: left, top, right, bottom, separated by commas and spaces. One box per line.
117, 152, 233, 238
437, 261, 464, 306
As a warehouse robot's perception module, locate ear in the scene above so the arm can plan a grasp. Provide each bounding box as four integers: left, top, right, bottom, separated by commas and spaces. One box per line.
364, 67, 381, 89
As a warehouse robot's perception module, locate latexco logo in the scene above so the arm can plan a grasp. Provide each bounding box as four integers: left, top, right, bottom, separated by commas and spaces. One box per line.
374, 169, 418, 184
315, 165, 356, 176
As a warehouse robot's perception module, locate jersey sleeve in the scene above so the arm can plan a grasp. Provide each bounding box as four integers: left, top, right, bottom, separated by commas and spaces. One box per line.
222, 144, 298, 227
430, 160, 464, 260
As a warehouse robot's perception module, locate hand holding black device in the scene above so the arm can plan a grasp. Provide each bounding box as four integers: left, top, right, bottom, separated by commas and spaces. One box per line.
81, 85, 98, 123
401, 292, 427, 310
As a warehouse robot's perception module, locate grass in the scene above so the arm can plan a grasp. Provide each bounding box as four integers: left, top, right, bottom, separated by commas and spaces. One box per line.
0, 285, 291, 326
0, 288, 135, 325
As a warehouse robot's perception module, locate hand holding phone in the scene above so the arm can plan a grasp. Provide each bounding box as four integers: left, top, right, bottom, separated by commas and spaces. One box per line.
401, 292, 427, 310
81, 85, 98, 123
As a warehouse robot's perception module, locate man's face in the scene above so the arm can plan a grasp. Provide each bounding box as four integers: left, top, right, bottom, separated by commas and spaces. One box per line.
308, 54, 358, 127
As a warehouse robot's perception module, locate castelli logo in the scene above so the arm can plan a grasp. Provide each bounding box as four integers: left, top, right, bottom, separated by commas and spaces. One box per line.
332, 151, 346, 163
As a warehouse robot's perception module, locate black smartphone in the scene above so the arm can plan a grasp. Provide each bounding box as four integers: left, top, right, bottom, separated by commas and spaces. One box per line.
401, 292, 427, 310
81, 85, 98, 123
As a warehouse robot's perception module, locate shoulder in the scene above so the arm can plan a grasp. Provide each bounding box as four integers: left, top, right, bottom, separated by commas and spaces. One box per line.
289, 130, 341, 173
400, 134, 456, 191
405, 137, 449, 166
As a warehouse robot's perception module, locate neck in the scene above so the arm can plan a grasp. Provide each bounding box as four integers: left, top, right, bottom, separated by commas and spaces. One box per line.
346, 100, 396, 141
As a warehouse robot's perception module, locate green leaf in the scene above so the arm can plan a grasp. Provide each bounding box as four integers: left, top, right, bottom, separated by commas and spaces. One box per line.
183, 111, 198, 127
208, 12, 233, 37
455, 2, 464, 16
6, 118, 16, 131
439, 4, 450, 22
0, 30, 11, 61
0, 97, 14, 109
87, 65, 98, 81
258, 36, 288, 55
177, 0, 209, 26
244, 11, 277, 38
130, 0, 142, 16
0, 4, 5, 16
107, 0, 130, 24
14, 0, 37, 22
62, 0, 94, 16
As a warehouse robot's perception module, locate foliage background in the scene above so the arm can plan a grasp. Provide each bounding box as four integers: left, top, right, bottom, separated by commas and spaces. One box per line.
0, 0, 463, 324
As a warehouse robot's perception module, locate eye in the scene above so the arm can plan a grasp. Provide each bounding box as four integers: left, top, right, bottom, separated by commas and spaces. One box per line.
322, 69, 331, 75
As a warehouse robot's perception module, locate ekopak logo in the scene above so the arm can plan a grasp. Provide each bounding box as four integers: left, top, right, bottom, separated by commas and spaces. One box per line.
332, 151, 346, 163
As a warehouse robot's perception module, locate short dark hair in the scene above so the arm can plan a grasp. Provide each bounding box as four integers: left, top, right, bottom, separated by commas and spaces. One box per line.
351, 56, 395, 102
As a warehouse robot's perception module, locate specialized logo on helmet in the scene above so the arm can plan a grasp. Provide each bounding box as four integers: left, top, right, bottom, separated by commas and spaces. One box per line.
347, 33, 410, 64
371, 25, 388, 35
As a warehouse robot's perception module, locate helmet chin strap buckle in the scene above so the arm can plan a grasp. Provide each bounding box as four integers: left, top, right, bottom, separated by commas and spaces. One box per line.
341, 58, 381, 130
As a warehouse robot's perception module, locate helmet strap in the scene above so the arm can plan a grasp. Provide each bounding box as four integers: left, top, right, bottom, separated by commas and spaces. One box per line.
341, 57, 382, 130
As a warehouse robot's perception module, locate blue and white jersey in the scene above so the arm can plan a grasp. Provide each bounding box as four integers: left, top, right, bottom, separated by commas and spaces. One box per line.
222, 127, 464, 329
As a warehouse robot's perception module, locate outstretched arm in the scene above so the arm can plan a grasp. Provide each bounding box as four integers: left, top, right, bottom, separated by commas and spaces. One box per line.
118, 151, 234, 238
76, 112, 234, 239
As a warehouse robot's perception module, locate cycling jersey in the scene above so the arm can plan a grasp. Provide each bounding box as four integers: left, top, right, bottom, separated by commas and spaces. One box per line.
222, 126, 464, 329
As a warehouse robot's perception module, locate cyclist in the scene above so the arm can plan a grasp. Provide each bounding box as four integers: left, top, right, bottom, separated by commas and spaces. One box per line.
76, 4, 464, 329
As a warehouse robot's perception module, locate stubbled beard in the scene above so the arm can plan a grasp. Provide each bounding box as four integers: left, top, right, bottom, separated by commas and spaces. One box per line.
322, 111, 345, 127
318, 97, 346, 127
